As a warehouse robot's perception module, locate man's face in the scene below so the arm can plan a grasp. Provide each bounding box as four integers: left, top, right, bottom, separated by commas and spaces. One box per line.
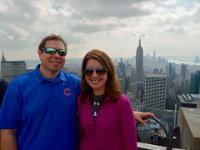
38, 40, 66, 77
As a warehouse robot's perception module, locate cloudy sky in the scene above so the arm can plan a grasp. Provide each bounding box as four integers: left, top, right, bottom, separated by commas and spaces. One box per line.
0, 0, 200, 60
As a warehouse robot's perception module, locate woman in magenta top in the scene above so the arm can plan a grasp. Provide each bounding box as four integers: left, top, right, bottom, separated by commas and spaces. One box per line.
77, 49, 137, 150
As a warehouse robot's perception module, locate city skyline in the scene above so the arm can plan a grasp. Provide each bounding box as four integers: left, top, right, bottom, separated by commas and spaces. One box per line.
0, 0, 200, 60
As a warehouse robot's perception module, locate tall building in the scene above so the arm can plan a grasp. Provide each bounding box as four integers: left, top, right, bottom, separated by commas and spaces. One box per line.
136, 38, 144, 82
153, 50, 156, 60
1, 53, 26, 82
117, 58, 125, 79
181, 63, 187, 79
168, 63, 176, 80
190, 70, 200, 94
117, 58, 125, 92
144, 73, 167, 119
125, 63, 132, 93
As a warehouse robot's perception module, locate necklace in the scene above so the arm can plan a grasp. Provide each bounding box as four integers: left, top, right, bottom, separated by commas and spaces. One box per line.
92, 95, 104, 121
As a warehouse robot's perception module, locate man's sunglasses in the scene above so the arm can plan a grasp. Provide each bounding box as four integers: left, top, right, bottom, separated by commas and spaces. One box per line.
84, 67, 107, 76
40, 47, 67, 56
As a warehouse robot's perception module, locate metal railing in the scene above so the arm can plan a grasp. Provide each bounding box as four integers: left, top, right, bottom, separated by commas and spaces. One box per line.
137, 117, 181, 150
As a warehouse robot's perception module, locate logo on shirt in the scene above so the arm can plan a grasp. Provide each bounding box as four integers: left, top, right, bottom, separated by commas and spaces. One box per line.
64, 88, 71, 96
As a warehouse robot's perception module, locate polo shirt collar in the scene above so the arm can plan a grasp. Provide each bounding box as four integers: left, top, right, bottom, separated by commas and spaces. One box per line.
35, 64, 67, 83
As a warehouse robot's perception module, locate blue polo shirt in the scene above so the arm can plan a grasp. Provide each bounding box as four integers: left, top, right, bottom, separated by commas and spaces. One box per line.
0, 65, 80, 150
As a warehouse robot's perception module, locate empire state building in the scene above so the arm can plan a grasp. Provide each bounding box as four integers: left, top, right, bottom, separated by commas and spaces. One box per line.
136, 38, 144, 82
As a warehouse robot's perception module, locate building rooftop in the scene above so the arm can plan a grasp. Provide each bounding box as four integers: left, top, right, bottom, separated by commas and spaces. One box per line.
177, 94, 200, 108
145, 73, 167, 77
190, 94, 200, 101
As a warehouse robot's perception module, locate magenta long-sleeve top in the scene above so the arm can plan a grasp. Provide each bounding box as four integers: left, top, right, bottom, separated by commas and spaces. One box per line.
77, 94, 137, 150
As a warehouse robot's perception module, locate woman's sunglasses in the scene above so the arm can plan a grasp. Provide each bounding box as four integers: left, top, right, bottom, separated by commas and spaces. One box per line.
40, 47, 67, 56
84, 67, 107, 76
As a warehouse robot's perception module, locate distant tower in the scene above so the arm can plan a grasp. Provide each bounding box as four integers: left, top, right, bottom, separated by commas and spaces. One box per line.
181, 63, 187, 79
190, 71, 200, 94
153, 50, 156, 60
136, 38, 144, 82
117, 58, 125, 79
195, 55, 199, 63
117, 58, 126, 93
1, 52, 6, 62
168, 63, 176, 80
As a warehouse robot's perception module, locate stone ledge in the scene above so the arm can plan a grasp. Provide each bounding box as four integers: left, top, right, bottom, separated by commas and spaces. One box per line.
138, 142, 185, 150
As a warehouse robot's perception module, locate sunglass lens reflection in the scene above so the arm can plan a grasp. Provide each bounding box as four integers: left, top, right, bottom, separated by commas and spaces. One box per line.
43, 48, 67, 56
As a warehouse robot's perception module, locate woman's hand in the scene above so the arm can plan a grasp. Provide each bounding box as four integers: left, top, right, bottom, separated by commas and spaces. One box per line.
134, 111, 155, 125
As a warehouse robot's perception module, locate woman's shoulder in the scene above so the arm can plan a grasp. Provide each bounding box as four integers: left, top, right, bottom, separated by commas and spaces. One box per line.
118, 93, 130, 101
115, 93, 131, 106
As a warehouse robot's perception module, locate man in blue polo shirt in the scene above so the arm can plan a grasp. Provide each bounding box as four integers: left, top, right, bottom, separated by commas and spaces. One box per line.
0, 34, 80, 150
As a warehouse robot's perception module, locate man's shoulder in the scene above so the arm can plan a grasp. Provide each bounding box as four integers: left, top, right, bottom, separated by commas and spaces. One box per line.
10, 70, 36, 85
62, 71, 80, 81
17, 70, 35, 79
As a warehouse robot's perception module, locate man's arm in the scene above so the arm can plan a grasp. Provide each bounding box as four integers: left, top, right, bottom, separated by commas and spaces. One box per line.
1, 129, 17, 150
134, 111, 155, 125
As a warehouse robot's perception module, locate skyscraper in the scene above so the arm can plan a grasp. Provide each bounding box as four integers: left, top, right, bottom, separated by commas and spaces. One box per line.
168, 62, 176, 80
117, 58, 126, 92
181, 63, 187, 79
117, 58, 125, 79
190, 70, 200, 94
136, 38, 144, 82
144, 73, 167, 119
153, 50, 156, 60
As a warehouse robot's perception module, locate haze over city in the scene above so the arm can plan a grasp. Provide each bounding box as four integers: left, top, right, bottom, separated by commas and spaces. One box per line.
0, 0, 200, 60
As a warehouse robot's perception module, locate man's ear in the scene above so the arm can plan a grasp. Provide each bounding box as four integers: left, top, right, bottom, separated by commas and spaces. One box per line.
38, 49, 42, 55
38, 49, 43, 60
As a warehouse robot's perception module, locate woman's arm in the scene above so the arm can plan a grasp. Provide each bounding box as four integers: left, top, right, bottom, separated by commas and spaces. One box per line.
134, 111, 155, 125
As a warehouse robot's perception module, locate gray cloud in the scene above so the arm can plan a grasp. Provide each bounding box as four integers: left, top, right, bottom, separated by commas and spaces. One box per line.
68, 0, 152, 19
0, 0, 200, 59
193, 6, 200, 23
69, 18, 127, 33
0, 0, 37, 25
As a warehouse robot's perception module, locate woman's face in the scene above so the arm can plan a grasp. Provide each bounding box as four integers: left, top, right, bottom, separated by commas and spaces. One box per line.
84, 59, 108, 95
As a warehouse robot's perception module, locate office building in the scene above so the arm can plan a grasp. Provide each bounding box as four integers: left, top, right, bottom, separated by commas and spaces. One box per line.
1, 53, 26, 82
190, 70, 200, 94
144, 73, 167, 119
168, 63, 176, 80
181, 64, 187, 79
117, 58, 125, 79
